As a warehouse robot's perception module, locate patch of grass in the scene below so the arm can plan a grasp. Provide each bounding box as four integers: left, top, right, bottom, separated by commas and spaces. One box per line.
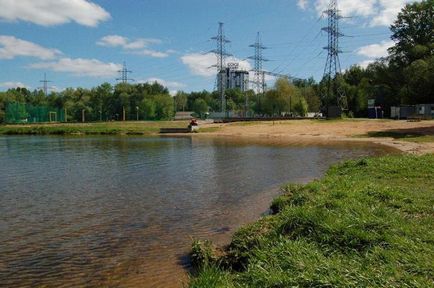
188, 266, 234, 288
190, 154, 434, 287
365, 131, 434, 143
0, 121, 189, 135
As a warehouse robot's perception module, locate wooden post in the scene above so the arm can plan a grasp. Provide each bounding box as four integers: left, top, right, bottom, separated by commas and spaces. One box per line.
82, 109, 85, 123
123, 106, 126, 121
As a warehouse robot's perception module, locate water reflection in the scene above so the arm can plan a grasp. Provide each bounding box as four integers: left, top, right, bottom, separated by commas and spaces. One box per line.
0, 136, 391, 287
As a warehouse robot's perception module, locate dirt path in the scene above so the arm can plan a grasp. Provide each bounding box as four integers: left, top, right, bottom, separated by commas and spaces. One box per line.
198, 119, 434, 154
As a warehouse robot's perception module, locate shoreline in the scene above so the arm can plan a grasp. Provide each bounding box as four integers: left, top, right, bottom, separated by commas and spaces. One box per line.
194, 119, 434, 155
189, 153, 434, 287
1, 119, 433, 154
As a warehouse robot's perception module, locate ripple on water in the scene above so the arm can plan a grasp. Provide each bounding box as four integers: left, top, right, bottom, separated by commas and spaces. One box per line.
0, 136, 390, 287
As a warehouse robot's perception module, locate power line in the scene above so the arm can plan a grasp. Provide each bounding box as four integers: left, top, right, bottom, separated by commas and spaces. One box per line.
248, 32, 268, 96
322, 0, 348, 114
38, 73, 52, 96
210, 22, 231, 112
116, 62, 134, 84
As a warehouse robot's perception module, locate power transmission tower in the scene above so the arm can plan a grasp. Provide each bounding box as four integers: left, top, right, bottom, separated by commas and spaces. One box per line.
211, 22, 231, 112
39, 73, 52, 96
322, 0, 347, 116
116, 61, 134, 83
248, 32, 268, 98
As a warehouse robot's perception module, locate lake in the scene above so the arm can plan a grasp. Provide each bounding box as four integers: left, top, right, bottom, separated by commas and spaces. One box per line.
0, 136, 391, 287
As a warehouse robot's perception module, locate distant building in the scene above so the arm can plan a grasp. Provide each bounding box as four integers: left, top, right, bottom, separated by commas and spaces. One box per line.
416, 104, 434, 119
217, 63, 249, 92
390, 104, 434, 119
174, 111, 194, 120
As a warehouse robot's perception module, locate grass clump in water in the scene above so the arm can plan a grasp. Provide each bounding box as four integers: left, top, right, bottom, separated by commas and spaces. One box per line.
0, 121, 189, 135
189, 154, 434, 287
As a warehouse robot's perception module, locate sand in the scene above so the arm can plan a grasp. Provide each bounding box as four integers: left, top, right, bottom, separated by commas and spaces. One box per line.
198, 119, 434, 154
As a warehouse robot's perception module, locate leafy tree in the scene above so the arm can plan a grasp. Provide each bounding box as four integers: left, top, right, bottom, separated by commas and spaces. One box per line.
390, 0, 434, 64
154, 94, 174, 120
192, 98, 208, 118
293, 97, 308, 116
141, 98, 156, 120
174, 91, 188, 111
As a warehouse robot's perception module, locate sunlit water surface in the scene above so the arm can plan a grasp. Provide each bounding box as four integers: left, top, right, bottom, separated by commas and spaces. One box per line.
0, 136, 391, 287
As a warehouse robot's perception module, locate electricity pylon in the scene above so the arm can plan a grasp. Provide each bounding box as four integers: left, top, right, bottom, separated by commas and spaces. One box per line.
322, 0, 348, 115
211, 22, 231, 112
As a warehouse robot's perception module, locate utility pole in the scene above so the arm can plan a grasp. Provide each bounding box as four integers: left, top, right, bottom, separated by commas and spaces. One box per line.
244, 77, 249, 117
248, 32, 268, 112
39, 73, 52, 96
116, 61, 134, 84
322, 0, 348, 116
211, 22, 231, 113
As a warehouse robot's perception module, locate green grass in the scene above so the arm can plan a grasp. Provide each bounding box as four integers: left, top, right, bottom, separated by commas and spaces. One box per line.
366, 131, 434, 143
0, 121, 189, 135
190, 154, 434, 287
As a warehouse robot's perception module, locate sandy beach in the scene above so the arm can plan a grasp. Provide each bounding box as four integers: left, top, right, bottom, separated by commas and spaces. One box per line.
199, 119, 434, 154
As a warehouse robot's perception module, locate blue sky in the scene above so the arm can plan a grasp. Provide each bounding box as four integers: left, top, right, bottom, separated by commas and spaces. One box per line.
0, 0, 414, 93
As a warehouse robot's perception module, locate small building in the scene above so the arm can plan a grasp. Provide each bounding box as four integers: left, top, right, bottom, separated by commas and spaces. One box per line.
217, 63, 249, 92
415, 104, 434, 119
368, 107, 384, 119
174, 111, 194, 120
390, 105, 416, 119
327, 105, 342, 118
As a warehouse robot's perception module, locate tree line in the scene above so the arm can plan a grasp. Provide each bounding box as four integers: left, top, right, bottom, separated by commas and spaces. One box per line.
0, 0, 432, 123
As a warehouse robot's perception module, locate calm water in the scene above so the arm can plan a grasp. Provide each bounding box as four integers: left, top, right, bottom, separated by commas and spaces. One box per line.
0, 136, 390, 287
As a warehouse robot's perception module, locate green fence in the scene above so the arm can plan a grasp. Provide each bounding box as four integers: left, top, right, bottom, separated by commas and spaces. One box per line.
5, 102, 65, 123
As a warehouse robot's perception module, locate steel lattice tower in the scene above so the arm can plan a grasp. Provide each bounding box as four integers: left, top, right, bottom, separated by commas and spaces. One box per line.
211, 22, 231, 112
39, 73, 52, 96
322, 0, 347, 115
248, 32, 268, 97
116, 62, 133, 84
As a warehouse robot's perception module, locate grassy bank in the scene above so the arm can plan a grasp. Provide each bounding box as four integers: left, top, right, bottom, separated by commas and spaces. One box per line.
366, 131, 434, 143
189, 154, 434, 287
0, 121, 189, 135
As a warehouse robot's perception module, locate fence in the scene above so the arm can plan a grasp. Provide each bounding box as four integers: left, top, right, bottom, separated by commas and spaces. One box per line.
5, 102, 65, 123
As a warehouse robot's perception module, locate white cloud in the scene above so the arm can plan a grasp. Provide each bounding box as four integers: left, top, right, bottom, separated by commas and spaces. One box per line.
358, 59, 376, 68
97, 34, 170, 58
0, 81, 29, 89
29, 58, 121, 77
97, 35, 161, 49
0, 0, 110, 27
0, 35, 61, 60
130, 49, 170, 58
356, 40, 394, 58
139, 77, 186, 95
143, 78, 186, 89
180, 53, 252, 77
180, 53, 217, 77
298, 0, 309, 10
97, 35, 128, 47
314, 0, 377, 17
303, 0, 415, 27
370, 0, 413, 26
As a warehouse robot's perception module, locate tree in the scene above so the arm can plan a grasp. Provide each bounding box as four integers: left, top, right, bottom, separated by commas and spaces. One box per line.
293, 97, 308, 116
192, 98, 208, 118
141, 98, 156, 120
390, 0, 434, 64
174, 91, 188, 111
154, 94, 174, 120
